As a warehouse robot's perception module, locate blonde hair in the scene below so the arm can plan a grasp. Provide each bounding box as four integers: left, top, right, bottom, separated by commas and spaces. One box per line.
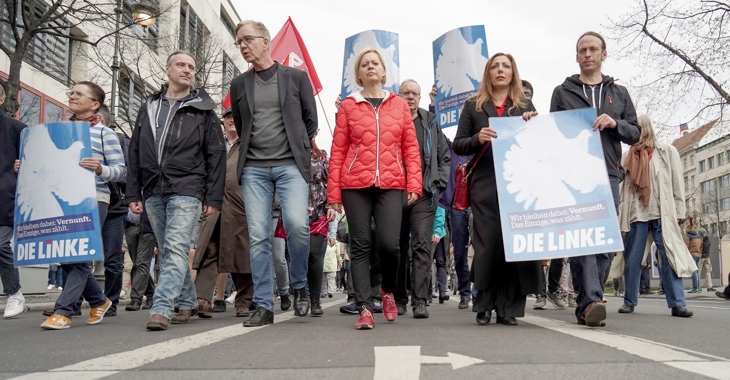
472, 53, 527, 113
354, 48, 387, 87
637, 115, 655, 148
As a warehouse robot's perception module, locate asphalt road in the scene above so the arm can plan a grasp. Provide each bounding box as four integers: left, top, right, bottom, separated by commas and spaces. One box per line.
1, 293, 729, 380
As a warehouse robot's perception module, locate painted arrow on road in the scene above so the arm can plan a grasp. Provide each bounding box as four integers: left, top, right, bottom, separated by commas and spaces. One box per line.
374, 346, 484, 380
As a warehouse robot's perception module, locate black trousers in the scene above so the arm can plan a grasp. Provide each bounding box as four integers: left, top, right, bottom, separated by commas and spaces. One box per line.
395, 196, 436, 305
639, 266, 651, 294
125, 226, 156, 302
538, 258, 564, 296
342, 187, 402, 310
307, 234, 326, 302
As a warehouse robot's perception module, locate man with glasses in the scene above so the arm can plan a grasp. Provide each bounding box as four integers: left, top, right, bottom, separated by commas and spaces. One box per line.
127, 51, 226, 331
394, 79, 450, 318
229, 20, 318, 327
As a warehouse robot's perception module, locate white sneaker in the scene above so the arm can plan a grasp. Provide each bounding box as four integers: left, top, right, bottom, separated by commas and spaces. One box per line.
57, 286, 63, 290
4, 292, 25, 318
225, 291, 237, 304
47, 284, 55, 290
119, 290, 127, 300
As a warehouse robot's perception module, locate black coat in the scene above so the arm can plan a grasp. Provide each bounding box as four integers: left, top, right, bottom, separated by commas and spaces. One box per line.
453, 98, 541, 294
0, 110, 27, 226
415, 108, 451, 197
126, 87, 225, 208
229, 63, 318, 183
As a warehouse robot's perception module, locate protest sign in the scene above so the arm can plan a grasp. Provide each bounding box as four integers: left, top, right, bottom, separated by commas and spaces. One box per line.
340, 30, 399, 99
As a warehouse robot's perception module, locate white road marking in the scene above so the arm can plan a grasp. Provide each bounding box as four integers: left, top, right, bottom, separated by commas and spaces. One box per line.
373, 346, 484, 380
421, 352, 485, 369
9, 299, 345, 380
523, 314, 730, 380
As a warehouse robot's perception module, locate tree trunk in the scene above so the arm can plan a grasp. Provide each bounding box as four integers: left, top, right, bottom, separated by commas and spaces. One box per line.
2, 33, 35, 118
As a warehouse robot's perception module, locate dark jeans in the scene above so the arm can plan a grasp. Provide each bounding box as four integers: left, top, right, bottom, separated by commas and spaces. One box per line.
307, 234, 326, 302
125, 226, 156, 301
342, 187, 402, 310
450, 208, 471, 297
538, 258, 564, 296
102, 213, 125, 311
54, 202, 109, 317
48, 265, 64, 287
396, 196, 436, 304
0, 226, 21, 295
433, 238, 448, 296
640, 266, 651, 294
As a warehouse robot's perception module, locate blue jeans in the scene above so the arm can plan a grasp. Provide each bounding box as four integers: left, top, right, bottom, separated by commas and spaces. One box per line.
242, 164, 310, 311
623, 219, 686, 308
691, 257, 700, 290
0, 226, 21, 295
102, 213, 125, 311
450, 208, 471, 297
145, 195, 201, 319
48, 265, 64, 287
271, 216, 290, 296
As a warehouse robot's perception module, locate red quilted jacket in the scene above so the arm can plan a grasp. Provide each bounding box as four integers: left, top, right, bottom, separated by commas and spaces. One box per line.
327, 91, 422, 203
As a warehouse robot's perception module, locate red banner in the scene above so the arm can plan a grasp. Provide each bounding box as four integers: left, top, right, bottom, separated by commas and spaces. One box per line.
271, 17, 323, 95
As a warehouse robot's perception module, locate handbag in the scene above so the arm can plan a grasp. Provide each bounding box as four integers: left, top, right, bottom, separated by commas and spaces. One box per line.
274, 215, 287, 239
452, 142, 490, 211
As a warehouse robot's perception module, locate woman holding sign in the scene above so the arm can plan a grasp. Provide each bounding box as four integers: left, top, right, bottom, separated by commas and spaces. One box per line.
453, 53, 540, 326
41, 81, 126, 330
328, 48, 422, 330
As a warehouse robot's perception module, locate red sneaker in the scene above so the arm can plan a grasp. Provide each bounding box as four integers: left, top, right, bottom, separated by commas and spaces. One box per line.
379, 288, 397, 322
355, 306, 374, 330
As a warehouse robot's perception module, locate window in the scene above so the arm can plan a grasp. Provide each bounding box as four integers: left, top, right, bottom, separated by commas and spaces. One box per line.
222, 53, 239, 99
709, 157, 715, 169
721, 198, 730, 211
122, 0, 160, 52
1, 74, 70, 123
683, 158, 688, 168
44, 99, 64, 123
684, 176, 689, 190
690, 154, 695, 165
691, 175, 695, 188
691, 198, 696, 211
220, 6, 236, 38
720, 174, 730, 188
0, 1, 71, 84
180, 4, 210, 85
701, 179, 717, 193
19, 88, 41, 125
700, 160, 706, 172
726, 151, 730, 163
720, 222, 727, 237
119, 72, 147, 126
710, 223, 717, 236
704, 202, 717, 214
718, 153, 725, 167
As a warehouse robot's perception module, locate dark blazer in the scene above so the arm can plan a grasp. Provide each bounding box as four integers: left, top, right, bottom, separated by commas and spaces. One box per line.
0, 109, 27, 226
230, 63, 318, 183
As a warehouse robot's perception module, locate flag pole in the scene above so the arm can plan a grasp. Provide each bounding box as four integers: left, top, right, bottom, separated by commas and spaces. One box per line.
317, 93, 334, 137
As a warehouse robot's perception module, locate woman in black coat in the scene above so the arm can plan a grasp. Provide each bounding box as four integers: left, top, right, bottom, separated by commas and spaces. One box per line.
453, 53, 541, 326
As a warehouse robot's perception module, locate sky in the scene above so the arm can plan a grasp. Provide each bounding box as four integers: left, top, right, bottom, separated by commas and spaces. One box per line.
229, 0, 670, 151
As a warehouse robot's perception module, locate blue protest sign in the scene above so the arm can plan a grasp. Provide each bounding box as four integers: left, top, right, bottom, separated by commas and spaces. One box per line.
432, 25, 488, 138
341, 30, 400, 99
490, 108, 623, 261
14, 122, 104, 266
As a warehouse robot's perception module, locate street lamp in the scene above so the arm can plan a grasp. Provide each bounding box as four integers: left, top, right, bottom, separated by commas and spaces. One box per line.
109, 0, 158, 134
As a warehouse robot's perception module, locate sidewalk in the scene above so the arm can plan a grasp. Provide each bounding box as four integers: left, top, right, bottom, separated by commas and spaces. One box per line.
0, 288, 133, 313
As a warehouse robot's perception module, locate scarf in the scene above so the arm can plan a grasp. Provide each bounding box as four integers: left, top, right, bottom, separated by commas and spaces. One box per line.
624, 144, 653, 206
70, 113, 102, 127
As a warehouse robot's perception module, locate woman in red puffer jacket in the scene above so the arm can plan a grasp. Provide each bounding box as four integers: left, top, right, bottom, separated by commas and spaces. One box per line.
328, 48, 421, 330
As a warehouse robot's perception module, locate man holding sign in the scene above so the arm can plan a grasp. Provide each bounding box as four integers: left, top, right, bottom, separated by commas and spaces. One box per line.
550, 31, 640, 327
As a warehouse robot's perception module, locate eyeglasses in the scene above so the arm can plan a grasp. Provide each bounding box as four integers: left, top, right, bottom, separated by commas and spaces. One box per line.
66, 91, 96, 101
400, 91, 420, 98
234, 35, 265, 47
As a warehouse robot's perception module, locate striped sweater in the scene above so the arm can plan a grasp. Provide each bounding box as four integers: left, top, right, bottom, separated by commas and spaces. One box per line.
90, 124, 126, 204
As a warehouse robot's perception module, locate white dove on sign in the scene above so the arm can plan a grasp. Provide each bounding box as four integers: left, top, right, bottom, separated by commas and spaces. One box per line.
343, 31, 399, 97
435, 31, 488, 97
503, 116, 604, 210
16, 125, 96, 222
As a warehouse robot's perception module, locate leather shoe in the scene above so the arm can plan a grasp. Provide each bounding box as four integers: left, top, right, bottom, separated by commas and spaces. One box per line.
577, 316, 606, 326
142, 298, 153, 309
476, 311, 491, 325
458, 296, 469, 309
213, 300, 226, 313
716, 291, 729, 300
439, 295, 450, 304
235, 306, 251, 317
243, 306, 274, 327
671, 306, 693, 318
497, 316, 518, 326
293, 287, 309, 316
171, 309, 194, 324
43, 309, 81, 317
104, 309, 117, 317
125, 300, 142, 311
396, 303, 407, 316
618, 304, 634, 313
196, 298, 213, 318
280, 294, 291, 311
146, 314, 169, 331
412, 302, 429, 319
584, 301, 607, 326
311, 301, 323, 317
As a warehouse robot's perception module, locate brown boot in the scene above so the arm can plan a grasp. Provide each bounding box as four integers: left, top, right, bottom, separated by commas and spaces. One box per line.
171, 309, 194, 324
196, 298, 213, 318
146, 314, 169, 331
236, 305, 251, 317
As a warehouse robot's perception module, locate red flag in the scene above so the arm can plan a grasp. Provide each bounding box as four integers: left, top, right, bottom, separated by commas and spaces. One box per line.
270, 17, 323, 95
222, 92, 231, 109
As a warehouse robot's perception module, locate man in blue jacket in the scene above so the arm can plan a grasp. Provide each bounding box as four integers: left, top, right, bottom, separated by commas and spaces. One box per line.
550, 31, 640, 327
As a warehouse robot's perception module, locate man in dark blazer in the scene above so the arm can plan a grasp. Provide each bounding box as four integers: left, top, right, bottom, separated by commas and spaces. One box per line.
0, 83, 28, 318
229, 20, 318, 327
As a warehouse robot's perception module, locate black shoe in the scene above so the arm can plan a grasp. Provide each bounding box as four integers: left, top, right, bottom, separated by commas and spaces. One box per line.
73, 309, 81, 316
142, 299, 153, 309
340, 302, 359, 314
280, 294, 291, 311
413, 302, 429, 319
293, 287, 309, 316
458, 296, 469, 309
476, 311, 491, 325
716, 291, 729, 300
104, 309, 117, 317
328, 293, 333, 298
213, 300, 226, 313
396, 303, 407, 315
439, 295, 449, 304
42, 309, 53, 317
497, 316, 518, 326
707, 288, 716, 292
243, 306, 274, 327
618, 304, 634, 313
126, 300, 142, 311
311, 301, 323, 317
671, 306, 693, 318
